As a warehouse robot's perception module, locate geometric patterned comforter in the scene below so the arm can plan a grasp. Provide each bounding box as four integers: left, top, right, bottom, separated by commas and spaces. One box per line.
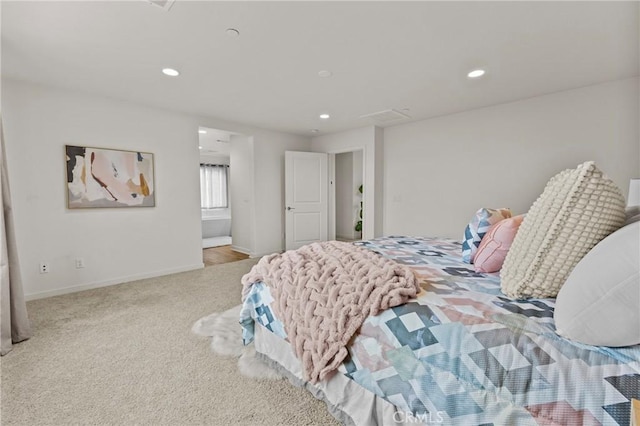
240, 237, 640, 425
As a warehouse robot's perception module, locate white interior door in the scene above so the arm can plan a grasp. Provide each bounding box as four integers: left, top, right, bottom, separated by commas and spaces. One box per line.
285, 151, 328, 250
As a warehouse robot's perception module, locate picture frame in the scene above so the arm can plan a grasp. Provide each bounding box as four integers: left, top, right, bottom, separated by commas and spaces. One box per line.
65, 145, 156, 209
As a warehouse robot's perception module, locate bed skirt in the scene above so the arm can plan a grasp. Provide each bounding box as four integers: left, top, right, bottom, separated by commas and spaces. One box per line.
253, 323, 414, 426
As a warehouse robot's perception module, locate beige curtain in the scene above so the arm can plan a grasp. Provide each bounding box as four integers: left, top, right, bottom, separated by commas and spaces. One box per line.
1, 116, 31, 355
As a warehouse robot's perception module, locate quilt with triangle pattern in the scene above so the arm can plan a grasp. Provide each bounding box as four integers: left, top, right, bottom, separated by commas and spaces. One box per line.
241, 236, 640, 425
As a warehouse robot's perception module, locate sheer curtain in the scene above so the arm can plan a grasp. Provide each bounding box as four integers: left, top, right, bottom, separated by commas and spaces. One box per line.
200, 164, 229, 209
1, 116, 32, 355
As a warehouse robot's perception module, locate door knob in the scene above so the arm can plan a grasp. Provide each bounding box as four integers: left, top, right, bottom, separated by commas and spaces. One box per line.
287, 206, 295, 211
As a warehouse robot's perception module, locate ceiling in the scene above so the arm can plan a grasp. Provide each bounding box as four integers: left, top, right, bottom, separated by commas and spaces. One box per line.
2, 1, 638, 136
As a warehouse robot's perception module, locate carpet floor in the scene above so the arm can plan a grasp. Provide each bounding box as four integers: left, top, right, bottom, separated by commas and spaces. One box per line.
1, 259, 340, 426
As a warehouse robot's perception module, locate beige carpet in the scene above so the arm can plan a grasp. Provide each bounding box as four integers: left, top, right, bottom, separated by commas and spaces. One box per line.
1, 259, 340, 426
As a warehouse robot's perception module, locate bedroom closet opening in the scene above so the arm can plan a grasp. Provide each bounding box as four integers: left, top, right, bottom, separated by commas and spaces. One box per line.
333, 150, 364, 242
198, 126, 248, 266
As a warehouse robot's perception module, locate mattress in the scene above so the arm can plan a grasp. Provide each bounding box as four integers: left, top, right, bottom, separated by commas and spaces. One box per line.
241, 236, 640, 425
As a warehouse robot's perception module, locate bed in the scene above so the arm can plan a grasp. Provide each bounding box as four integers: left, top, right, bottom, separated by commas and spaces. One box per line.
240, 236, 640, 426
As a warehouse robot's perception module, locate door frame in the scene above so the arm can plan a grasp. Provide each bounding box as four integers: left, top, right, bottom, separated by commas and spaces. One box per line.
327, 147, 366, 242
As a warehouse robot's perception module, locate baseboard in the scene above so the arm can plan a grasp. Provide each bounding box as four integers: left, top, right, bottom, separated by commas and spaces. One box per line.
231, 245, 252, 256
25, 263, 205, 301
231, 245, 282, 259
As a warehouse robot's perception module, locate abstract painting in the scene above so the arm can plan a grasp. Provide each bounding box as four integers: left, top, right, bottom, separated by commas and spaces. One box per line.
66, 145, 155, 208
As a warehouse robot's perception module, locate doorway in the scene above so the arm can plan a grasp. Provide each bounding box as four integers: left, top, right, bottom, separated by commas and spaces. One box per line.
198, 126, 235, 262
334, 150, 364, 242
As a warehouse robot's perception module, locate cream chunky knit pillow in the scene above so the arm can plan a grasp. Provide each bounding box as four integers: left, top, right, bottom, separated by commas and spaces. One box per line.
501, 161, 626, 299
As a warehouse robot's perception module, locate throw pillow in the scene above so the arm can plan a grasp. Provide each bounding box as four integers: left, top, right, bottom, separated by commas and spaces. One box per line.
501, 161, 626, 299
461, 208, 512, 263
554, 221, 639, 347
474, 215, 525, 273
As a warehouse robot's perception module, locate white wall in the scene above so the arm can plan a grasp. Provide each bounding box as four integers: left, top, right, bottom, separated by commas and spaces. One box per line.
9, 74, 635, 298
229, 135, 255, 255
384, 77, 640, 239
207, 130, 312, 258
3, 79, 205, 299
311, 126, 384, 239
199, 153, 230, 165
3, 79, 311, 298
335, 152, 354, 240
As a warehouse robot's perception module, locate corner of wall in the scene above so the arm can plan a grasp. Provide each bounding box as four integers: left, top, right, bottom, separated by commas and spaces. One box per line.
373, 126, 384, 237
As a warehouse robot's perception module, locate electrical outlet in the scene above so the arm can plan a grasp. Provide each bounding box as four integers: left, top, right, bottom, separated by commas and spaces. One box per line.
75, 258, 85, 269
39, 263, 49, 274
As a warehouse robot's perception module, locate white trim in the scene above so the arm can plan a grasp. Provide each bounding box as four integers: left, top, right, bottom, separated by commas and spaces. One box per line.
233, 246, 283, 259
25, 263, 205, 301
231, 245, 253, 256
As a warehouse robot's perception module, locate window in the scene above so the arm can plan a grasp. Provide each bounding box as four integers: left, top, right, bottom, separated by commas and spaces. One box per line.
200, 164, 229, 209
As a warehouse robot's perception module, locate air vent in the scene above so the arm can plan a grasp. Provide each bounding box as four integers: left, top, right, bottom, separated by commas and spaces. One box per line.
145, 0, 175, 11
359, 109, 411, 125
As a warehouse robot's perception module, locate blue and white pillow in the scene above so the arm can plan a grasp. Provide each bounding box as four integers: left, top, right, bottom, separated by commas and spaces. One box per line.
462, 207, 512, 263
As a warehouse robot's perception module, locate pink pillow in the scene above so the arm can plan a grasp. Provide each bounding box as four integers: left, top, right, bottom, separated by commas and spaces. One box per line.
474, 215, 525, 273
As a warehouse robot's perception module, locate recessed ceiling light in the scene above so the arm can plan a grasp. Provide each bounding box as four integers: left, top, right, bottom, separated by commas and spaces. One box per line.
162, 68, 180, 77
467, 69, 486, 78
318, 70, 332, 78
311, 129, 319, 133
319, 114, 330, 120
226, 28, 240, 37
198, 129, 207, 134
199, 146, 203, 149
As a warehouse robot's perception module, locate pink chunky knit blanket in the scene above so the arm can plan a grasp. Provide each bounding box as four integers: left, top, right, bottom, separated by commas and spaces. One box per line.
241, 241, 420, 383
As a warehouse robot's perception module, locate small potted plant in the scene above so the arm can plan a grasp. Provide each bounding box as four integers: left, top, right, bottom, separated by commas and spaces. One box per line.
355, 185, 363, 238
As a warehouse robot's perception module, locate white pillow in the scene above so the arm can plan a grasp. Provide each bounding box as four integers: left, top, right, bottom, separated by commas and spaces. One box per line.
501, 161, 626, 298
554, 221, 640, 347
